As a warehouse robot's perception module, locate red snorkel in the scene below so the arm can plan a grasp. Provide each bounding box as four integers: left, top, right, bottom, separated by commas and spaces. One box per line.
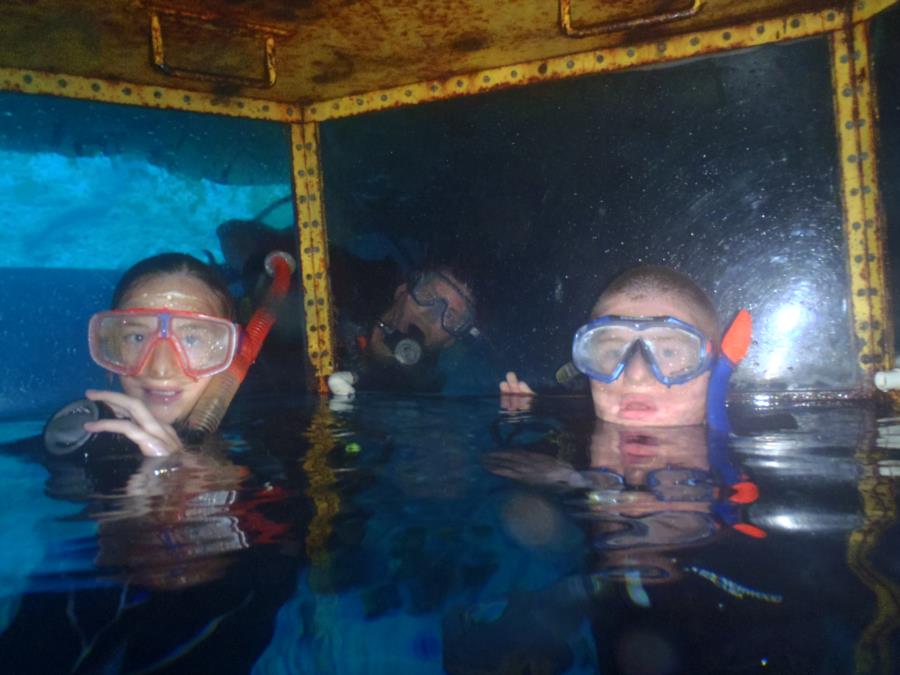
186, 251, 296, 435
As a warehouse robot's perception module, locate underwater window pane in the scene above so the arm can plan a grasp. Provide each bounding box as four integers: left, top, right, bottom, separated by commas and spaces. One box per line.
0, 93, 298, 416
321, 36, 853, 394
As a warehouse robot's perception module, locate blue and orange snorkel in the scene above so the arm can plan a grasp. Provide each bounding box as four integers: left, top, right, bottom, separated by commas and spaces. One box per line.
705, 308, 766, 538
706, 308, 752, 435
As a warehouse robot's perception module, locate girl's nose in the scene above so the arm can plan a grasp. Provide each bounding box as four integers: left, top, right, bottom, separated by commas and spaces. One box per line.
142, 338, 182, 378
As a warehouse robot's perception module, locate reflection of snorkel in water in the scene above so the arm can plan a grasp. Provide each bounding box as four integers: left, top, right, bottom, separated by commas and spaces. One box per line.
186, 251, 295, 435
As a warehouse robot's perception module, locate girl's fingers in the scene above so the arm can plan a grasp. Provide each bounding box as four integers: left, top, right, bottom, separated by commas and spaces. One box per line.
83, 418, 181, 457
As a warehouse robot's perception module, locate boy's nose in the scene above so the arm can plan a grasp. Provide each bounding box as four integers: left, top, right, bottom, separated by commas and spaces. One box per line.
622, 346, 654, 383
143, 339, 182, 378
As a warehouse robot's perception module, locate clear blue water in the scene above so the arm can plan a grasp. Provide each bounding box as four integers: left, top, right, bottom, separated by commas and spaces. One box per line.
0, 394, 896, 674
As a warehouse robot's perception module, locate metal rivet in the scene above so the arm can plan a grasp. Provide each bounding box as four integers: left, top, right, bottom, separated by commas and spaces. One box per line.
826, 11, 836, 20
310, 107, 317, 113
657, 43, 667, 53
865, 219, 873, 227
295, 144, 303, 150
405, 89, 412, 97
305, 143, 312, 150
483, 75, 491, 82
310, 194, 317, 202
627, 48, 636, 57
22, 74, 32, 84
722, 31, 731, 40
308, 168, 316, 176
299, 196, 307, 203
840, 54, 849, 63
262, 105, 269, 112
690, 37, 700, 46
431, 84, 438, 91
848, 154, 858, 163
852, 222, 862, 229
312, 220, 319, 227
287, 107, 294, 116
861, 321, 870, 330
122, 87, 132, 96
756, 25, 765, 34
845, 121, 854, 129
356, 98, 364, 105
855, 255, 863, 262
859, 152, 869, 161
868, 254, 877, 262
857, 289, 866, 296
595, 55, 604, 63
380, 94, 388, 101
566, 60, 574, 69
850, 188, 860, 196
862, 185, 872, 194
183, 95, 191, 103
538, 63, 548, 74
843, 87, 852, 97
332, 102, 339, 110
58, 79, 67, 87
297, 169, 305, 176
510, 70, 518, 77
456, 80, 464, 87
790, 18, 800, 28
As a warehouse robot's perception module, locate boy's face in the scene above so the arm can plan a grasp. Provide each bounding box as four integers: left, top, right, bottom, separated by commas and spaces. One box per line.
589, 292, 713, 427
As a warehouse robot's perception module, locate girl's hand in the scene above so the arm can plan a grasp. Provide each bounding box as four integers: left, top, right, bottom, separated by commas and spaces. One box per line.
83, 389, 184, 457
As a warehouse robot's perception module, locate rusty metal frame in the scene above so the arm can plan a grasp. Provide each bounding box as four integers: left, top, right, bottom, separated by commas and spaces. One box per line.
290, 123, 335, 392
149, 8, 281, 89
559, 0, 703, 37
831, 21, 892, 392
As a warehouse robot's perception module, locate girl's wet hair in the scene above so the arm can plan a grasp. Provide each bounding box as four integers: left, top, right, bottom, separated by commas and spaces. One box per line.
593, 264, 719, 338
112, 253, 236, 320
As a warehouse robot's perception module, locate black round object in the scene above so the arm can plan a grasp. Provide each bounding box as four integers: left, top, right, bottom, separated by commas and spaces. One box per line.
43, 399, 116, 457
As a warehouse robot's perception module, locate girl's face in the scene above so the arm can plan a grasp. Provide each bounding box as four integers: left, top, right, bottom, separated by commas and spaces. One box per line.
116, 273, 228, 425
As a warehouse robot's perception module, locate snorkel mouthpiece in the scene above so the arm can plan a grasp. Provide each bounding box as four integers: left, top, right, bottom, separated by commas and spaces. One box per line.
707, 309, 752, 434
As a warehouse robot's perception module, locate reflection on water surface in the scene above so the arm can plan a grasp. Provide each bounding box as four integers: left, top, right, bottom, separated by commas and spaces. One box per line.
0, 395, 896, 674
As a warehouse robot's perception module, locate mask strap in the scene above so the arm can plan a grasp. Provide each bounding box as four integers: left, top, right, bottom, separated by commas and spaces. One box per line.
706, 309, 752, 434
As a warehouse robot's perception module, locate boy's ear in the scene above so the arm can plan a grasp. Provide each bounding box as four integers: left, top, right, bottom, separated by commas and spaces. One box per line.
394, 283, 408, 300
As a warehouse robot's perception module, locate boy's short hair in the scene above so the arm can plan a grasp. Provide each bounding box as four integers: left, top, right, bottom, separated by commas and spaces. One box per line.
591, 265, 719, 340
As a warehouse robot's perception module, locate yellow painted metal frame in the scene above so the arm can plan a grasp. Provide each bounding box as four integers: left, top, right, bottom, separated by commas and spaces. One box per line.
0, 0, 897, 390
832, 23, 892, 383
291, 123, 335, 393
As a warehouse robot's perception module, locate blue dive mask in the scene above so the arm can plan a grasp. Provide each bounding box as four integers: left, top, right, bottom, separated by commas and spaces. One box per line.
572, 315, 716, 386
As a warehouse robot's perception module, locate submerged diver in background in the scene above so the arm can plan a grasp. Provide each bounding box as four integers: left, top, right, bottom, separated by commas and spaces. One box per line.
81, 253, 239, 456
328, 262, 480, 395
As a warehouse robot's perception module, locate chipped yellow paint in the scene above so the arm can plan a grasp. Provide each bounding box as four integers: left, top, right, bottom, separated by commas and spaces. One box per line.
852, 0, 900, 22
305, 6, 848, 122
291, 122, 336, 389
831, 25, 891, 381
0, 66, 299, 122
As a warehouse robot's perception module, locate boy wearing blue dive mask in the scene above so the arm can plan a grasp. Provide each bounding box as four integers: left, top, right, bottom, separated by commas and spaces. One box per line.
501, 265, 721, 427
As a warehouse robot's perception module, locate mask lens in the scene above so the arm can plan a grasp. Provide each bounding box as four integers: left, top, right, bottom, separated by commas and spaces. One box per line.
410, 274, 475, 336
641, 327, 705, 379
170, 315, 235, 374
91, 313, 161, 374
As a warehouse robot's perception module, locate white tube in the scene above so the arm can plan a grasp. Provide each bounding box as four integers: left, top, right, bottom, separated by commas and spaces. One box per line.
874, 369, 900, 391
